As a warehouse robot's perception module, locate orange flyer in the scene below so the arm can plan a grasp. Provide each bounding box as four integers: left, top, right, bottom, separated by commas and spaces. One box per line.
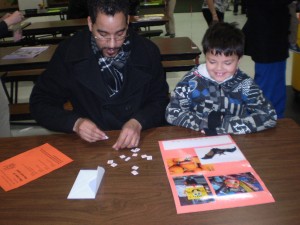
0, 143, 73, 191
158, 135, 275, 214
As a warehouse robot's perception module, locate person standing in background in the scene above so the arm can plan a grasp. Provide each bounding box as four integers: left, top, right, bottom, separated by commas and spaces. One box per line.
0, 11, 24, 137
242, 0, 293, 118
233, 0, 247, 15
0, 10, 24, 36
67, 0, 89, 19
165, 0, 176, 38
129, 0, 140, 16
288, 1, 300, 53
201, 0, 229, 26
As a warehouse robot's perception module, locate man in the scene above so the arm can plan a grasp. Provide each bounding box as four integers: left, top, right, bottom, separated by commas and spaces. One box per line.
30, 0, 169, 149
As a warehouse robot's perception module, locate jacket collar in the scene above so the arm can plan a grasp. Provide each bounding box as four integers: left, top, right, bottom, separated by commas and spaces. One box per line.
64, 27, 92, 63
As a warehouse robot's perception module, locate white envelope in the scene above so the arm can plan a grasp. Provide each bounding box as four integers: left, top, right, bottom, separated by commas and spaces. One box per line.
67, 166, 105, 199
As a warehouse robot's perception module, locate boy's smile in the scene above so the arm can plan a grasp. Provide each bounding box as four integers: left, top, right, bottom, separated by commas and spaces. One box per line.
205, 52, 240, 83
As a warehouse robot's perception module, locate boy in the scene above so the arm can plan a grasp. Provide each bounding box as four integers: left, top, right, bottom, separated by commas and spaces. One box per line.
165, 22, 277, 135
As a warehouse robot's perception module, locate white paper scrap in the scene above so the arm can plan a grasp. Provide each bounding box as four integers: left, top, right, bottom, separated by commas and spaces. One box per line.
131, 148, 141, 153
132, 166, 139, 170
125, 157, 131, 161
147, 156, 153, 160
111, 163, 118, 167
131, 170, 139, 175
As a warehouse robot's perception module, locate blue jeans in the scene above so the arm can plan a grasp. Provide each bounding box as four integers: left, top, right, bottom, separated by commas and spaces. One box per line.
254, 61, 287, 118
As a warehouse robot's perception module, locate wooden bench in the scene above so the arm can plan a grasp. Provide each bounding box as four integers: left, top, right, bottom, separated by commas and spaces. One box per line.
1, 69, 44, 104
35, 36, 67, 44
137, 29, 163, 38
9, 103, 32, 121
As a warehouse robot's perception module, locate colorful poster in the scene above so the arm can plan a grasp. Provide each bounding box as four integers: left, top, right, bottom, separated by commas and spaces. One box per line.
159, 135, 274, 214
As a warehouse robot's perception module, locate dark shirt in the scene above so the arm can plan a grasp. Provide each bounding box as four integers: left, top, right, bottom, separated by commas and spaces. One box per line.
242, 0, 293, 63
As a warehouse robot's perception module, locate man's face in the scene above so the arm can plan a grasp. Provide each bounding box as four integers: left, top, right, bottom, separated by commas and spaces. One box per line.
205, 51, 240, 83
88, 12, 128, 58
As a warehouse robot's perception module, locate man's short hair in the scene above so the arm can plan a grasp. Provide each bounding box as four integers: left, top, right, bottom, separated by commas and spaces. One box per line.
202, 22, 245, 59
88, 0, 129, 24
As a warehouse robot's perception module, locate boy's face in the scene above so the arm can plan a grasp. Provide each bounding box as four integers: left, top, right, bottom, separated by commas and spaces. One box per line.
88, 12, 128, 58
205, 52, 240, 83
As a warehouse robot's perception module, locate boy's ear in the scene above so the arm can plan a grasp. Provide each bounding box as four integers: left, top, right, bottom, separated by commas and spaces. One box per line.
238, 57, 242, 64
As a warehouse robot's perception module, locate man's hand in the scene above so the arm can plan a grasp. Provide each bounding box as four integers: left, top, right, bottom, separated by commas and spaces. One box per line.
112, 119, 142, 150
73, 118, 108, 142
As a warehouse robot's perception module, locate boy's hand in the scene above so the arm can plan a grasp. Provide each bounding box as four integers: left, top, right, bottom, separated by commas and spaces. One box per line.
203, 111, 223, 136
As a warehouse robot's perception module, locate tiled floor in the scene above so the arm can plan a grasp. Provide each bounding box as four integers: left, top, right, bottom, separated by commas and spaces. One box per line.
8, 9, 300, 136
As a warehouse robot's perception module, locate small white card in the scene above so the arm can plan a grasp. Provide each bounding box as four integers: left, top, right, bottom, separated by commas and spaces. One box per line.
67, 166, 105, 199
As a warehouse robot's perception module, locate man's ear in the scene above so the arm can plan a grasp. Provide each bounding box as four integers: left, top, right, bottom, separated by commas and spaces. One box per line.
87, 16, 93, 32
127, 15, 130, 25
